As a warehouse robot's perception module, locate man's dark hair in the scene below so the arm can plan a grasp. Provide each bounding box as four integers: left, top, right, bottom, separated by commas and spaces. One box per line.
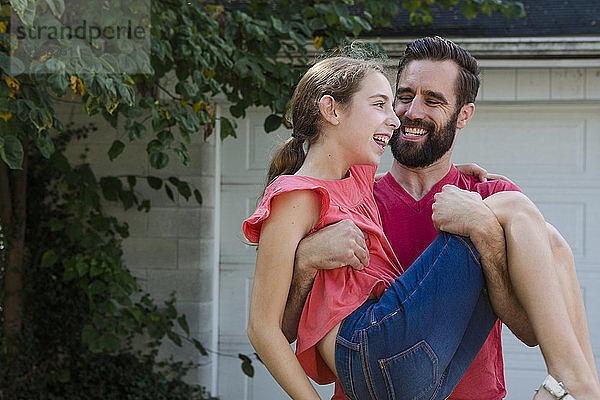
396, 36, 480, 107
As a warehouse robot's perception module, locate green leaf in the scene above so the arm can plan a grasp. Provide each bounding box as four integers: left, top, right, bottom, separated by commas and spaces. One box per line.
147, 176, 163, 190
76, 259, 89, 277
193, 189, 202, 205
100, 177, 123, 201
108, 140, 125, 161
48, 73, 69, 96
32, 131, 55, 159
193, 338, 208, 356
149, 151, 169, 169
0, 135, 24, 169
56, 369, 70, 383
175, 180, 191, 200
89, 262, 104, 278
220, 117, 236, 139
119, 190, 136, 210
45, 0, 65, 17
127, 175, 136, 188
264, 114, 282, 133
81, 324, 99, 346
125, 119, 147, 140
165, 184, 174, 201
41, 250, 58, 267
241, 359, 254, 378
167, 330, 183, 346
461, 1, 480, 19
177, 315, 190, 335
173, 146, 190, 167
99, 333, 120, 352
88, 280, 107, 296
11, 0, 36, 26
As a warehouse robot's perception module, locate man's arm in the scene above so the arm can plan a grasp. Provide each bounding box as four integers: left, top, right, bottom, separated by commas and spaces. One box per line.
432, 185, 538, 346
281, 220, 369, 343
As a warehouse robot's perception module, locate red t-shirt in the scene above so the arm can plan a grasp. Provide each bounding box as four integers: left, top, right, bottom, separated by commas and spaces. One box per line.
243, 165, 404, 384
370, 165, 520, 400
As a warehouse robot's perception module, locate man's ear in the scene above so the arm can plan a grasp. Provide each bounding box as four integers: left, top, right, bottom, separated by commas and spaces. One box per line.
456, 102, 475, 130
318, 95, 340, 125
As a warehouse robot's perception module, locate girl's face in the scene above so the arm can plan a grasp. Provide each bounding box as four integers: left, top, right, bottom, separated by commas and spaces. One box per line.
335, 71, 400, 168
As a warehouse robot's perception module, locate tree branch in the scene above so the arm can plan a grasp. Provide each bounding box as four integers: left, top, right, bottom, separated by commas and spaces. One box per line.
156, 82, 179, 100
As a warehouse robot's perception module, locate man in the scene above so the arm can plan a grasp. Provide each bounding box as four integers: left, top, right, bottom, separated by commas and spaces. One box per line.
282, 37, 590, 399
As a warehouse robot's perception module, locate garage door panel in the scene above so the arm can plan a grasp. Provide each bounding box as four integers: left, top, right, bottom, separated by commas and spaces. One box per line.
220, 266, 252, 340
452, 104, 600, 184
221, 184, 264, 264
526, 189, 600, 264
577, 273, 600, 354
221, 109, 289, 185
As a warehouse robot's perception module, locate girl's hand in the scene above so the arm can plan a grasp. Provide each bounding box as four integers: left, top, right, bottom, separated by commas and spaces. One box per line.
432, 185, 495, 237
456, 163, 516, 185
456, 163, 489, 181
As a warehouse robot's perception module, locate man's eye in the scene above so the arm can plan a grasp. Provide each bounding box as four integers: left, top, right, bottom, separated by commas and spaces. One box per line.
426, 99, 441, 105
397, 96, 412, 103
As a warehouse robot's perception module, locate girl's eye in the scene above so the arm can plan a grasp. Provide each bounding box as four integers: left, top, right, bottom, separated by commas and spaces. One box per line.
375, 102, 384, 108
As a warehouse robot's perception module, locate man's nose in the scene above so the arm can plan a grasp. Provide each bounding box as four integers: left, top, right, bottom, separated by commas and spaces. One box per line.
405, 98, 425, 120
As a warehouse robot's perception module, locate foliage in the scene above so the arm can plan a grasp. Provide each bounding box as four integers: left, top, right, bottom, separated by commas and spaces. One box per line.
402, 0, 525, 25
0, 126, 214, 399
0, 0, 525, 397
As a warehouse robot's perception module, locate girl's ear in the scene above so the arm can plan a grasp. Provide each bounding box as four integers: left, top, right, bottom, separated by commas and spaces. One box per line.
318, 95, 340, 125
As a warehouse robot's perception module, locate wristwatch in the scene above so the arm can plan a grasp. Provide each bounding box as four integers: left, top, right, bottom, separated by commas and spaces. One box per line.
542, 375, 575, 399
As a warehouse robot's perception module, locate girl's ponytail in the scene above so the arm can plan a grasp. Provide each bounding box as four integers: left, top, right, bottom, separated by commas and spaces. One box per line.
266, 135, 306, 185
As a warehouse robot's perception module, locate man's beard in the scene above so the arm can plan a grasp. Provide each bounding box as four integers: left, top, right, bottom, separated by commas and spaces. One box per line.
389, 110, 460, 168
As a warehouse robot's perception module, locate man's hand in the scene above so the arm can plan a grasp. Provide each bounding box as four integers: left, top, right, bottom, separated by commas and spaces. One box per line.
296, 219, 370, 272
281, 219, 369, 342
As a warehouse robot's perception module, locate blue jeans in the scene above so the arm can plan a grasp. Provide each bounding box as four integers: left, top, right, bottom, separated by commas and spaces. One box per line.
335, 232, 497, 400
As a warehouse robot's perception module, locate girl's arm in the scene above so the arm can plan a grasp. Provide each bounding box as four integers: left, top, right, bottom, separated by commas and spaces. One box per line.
247, 189, 322, 400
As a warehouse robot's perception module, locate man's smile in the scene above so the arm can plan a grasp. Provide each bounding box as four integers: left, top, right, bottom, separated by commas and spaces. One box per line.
401, 126, 429, 140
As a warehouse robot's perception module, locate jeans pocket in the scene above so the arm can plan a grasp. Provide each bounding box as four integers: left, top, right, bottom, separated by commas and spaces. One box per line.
378, 340, 438, 400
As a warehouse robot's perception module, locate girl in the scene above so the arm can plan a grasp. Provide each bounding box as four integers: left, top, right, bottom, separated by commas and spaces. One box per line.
243, 57, 600, 400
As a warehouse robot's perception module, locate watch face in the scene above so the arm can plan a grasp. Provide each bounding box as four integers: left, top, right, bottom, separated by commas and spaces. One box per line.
543, 375, 568, 398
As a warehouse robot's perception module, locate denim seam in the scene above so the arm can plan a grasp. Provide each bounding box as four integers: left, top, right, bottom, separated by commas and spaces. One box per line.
360, 330, 380, 400
430, 367, 449, 399
378, 341, 438, 400
346, 344, 358, 400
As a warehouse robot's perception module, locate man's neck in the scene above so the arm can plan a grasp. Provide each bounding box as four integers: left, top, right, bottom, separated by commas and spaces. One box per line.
388, 156, 452, 201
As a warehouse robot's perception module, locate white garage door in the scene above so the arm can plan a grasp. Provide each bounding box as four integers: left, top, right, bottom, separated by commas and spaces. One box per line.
218, 103, 600, 399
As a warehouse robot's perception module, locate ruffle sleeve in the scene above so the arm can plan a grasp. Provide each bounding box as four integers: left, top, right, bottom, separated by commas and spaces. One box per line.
242, 176, 332, 244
